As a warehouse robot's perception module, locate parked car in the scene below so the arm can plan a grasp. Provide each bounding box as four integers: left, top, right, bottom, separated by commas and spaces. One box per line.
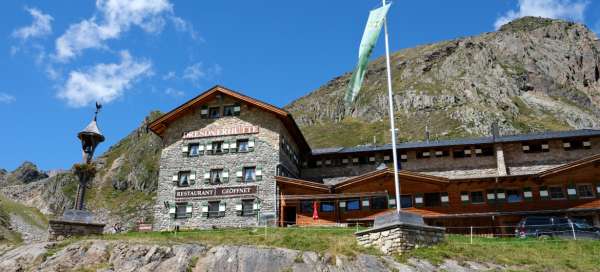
515, 216, 600, 240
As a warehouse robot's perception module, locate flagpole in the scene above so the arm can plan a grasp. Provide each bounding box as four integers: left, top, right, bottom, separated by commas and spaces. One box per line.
381, 0, 401, 214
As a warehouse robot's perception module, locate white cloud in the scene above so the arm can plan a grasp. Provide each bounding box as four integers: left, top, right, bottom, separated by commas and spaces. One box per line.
171, 16, 200, 40
162, 71, 176, 80
58, 51, 152, 107
494, 0, 589, 30
12, 7, 53, 40
54, 0, 173, 61
183, 62, 222, 85
0, 93, 16, 104
165, 87, 184, 97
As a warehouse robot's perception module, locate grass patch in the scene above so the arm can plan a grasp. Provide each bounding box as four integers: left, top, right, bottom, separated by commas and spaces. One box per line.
402, 235, 600, 272
98, 227, 376, 257
0, 194, 48, 230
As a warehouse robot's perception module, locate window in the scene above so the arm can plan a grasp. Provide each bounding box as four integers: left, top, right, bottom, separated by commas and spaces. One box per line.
300, 200, 313, 213
358, 157, 368, 164
476, 146, 495, 156
189, 144, 200, 156
400, 195, 413, 208
242, 199, 255, 215
178, 172, 190, 187
453, 149, 467, 158
175, 203, 188, 219
506, 189, 523, 203
549, 186, 565, 199
371, 196, 387, 210
212, 141, 224, 154
208, 201, 220, 218
424, 193, 441, 207
564, 139, 591, 150
210, 169, 223, 184
470, 191, 485, 204
208, 107, 220, 118
346, 199, 361, 211
243, 167, 256, 182
237, 139, 249, 152
223, 105, 235, 116
320, 202, 335, 212
577, 184, 595, 198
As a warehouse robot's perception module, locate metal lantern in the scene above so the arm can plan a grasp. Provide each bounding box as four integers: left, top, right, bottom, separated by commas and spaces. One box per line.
78, 102, 105, 164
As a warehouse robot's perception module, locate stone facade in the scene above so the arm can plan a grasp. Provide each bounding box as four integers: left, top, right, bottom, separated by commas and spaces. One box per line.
48, 220, 105, 241
153, 95, 301, 230
355, 223, 445, 254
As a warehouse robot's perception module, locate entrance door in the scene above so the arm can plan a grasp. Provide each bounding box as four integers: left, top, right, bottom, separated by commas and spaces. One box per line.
283, 207, 296, 226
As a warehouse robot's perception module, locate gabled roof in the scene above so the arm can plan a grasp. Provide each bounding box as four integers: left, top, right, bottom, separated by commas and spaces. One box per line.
147, 85, 310, 152
312, 129, 600, 156
275, 176, 332, 192
537, 153, 600, 178
334, 169, 449, 190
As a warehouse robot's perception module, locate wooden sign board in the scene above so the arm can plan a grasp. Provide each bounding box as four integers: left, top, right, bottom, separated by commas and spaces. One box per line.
183, 125, 259, 139
175, 185, 257, 199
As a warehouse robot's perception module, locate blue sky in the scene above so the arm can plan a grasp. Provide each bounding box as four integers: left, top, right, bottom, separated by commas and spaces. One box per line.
1, 0, 599, 171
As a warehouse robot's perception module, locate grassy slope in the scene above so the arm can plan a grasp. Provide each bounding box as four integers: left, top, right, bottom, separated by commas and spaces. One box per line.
0, 194, 48, 244
50, 229, 600, 272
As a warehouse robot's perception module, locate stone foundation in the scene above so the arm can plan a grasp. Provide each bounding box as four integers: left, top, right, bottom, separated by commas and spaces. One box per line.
355, 222, 445, 254
48, 220, 105, 241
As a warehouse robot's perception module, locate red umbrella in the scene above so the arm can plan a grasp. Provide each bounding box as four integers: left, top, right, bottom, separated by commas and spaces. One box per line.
312, 201, 319, 220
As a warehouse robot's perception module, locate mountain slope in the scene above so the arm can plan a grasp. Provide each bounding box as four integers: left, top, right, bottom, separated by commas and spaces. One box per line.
285, 17, 600, 148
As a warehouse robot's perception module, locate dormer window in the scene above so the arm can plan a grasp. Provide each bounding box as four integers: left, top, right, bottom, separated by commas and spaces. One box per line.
209, 107, 220, 118
223, 105, 235, 116
213, 141, 224, 154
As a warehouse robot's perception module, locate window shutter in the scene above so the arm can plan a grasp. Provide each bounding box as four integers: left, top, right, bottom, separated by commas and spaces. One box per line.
255, 166, 262, 181
596, 183, 600, 198
181, 145, 189, 153
201, 202, 208, 217
205, 143, 213, 154
567, 183, 577, 199
539, 186, 550, 200
361, 198, 370, 209
230, 141, 237, 153
414, 194, 424, 207
339, 201, 346, 211
200, 105, 209, 118
222, 170, 229, 183
186, 203, 193, 217
441, 192, 449, 206
189, 171, 196, 185
168, 203, 176, 218
486, 189, 496, 204
172, 174, 179, 184
235, 199, 243, 215
203, 172, 210, 183
523, 187, 533, 201
233, 103, 241, 116
198, 144, 205, 155
219, 202, 226, 216
253, 201, 260, 211
496, 189, 506, 203
387, 196, 396, 208
223, 142, 230, 150
460, 191, 469, 204
248, 138, 255, 151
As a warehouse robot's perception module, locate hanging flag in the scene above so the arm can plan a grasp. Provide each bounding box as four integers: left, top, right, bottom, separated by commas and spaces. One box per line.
345, 3, 391, 105
312, 201, 319, 220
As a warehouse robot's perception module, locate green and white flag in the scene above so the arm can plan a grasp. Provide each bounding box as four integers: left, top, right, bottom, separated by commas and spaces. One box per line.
345, 3, 391, 104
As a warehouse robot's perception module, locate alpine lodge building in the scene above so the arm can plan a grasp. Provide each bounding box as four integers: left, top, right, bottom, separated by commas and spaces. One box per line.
149, 86, 600, 234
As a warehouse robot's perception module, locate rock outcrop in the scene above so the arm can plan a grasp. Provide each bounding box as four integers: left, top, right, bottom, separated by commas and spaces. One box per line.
285, 17, 600, 148
0, 240, 507, 272
0, 162, 48, 186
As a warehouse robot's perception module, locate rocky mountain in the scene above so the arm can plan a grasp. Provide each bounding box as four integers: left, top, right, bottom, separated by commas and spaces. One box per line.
285, 17, 600, 148
0, 162, 48, 186
0, 111, 163, 232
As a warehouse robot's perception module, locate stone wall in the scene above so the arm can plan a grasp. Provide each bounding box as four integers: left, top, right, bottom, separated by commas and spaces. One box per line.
356, 223, 445, 254
154, 96, 290, 230
48, 220, 105, 241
